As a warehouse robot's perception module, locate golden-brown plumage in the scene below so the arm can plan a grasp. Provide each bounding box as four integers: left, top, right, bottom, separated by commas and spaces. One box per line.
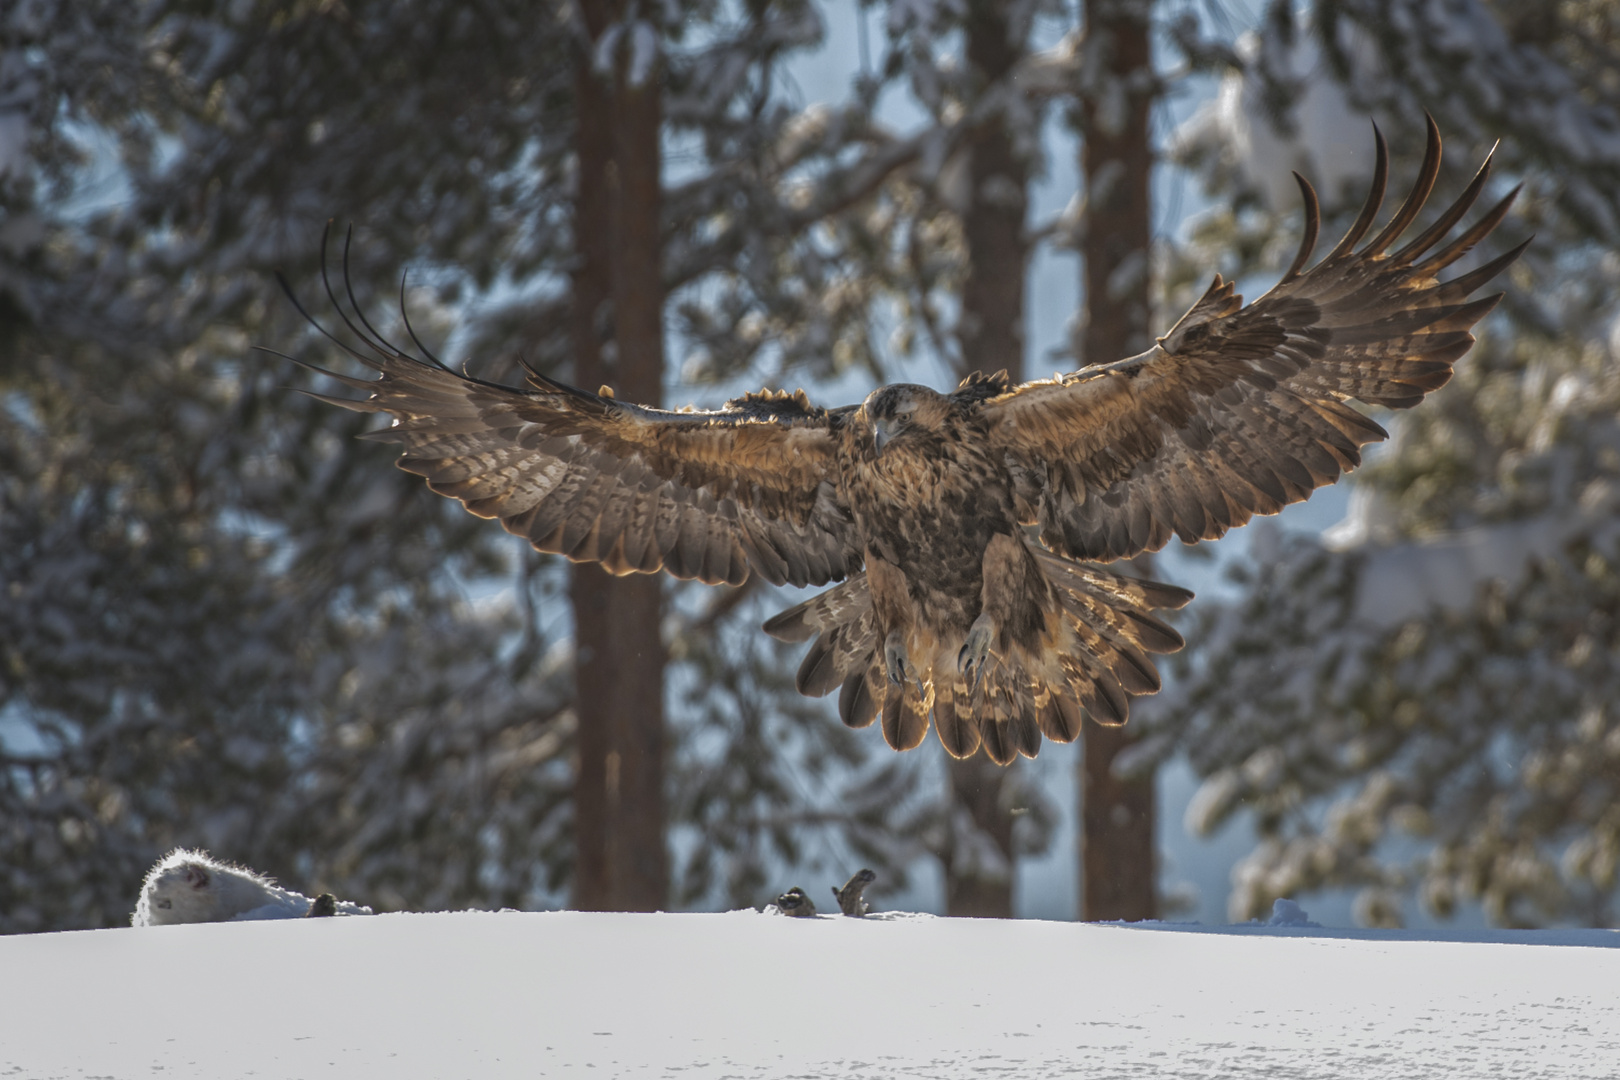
282, 120, 1520, 764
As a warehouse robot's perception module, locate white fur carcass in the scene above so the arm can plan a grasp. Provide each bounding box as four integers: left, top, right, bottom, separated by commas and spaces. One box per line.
131, 849, 371, 926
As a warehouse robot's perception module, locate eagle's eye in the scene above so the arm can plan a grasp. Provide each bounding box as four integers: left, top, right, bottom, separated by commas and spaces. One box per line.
873, 402, 912, 451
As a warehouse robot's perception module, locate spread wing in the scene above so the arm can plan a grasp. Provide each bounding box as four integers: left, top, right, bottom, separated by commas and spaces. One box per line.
982, 118, 1526, 563
277, 251, 862, 588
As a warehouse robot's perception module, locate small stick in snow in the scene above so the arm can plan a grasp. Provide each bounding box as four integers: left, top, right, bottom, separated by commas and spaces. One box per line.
773, 886, 817, 917
832, 869, 875, 917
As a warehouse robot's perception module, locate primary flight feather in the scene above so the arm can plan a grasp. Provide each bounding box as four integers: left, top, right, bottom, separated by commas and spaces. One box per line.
283, 120, 1521, 765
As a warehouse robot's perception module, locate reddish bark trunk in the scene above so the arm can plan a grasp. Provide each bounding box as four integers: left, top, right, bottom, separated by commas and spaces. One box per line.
942, 756, 1018, 918
570, 0, 668, 912
945, 0, 1031, 919
1078, 0, 1157, 923
957, 0, 1029, 381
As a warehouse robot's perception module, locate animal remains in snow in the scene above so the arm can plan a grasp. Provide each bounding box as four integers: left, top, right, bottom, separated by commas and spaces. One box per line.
771, 886, 818, 917
833, 868, 876, 917
282, 119, 1520, 764
132, 849, 371, 926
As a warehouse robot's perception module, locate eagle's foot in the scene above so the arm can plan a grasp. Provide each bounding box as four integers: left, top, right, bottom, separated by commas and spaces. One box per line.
885, 629, 925, 698
957, 613, 994, 696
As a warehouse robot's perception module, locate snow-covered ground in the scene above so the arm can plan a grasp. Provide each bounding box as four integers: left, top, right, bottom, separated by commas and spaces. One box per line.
5, 910, 1617, 1078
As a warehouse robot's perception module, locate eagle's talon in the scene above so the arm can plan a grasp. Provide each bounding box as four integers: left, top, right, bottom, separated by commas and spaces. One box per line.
884, 630, 905, 686
885, 629, 924, 697
958, 615, 994, 696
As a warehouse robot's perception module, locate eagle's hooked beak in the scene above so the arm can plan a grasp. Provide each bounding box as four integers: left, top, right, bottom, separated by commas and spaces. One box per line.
873, 416, 899, 453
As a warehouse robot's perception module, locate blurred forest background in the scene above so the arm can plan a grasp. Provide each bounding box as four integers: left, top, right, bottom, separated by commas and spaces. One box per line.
3, 0, 1619, 934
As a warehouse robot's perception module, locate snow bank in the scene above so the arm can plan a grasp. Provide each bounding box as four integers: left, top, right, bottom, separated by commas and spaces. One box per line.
3, 910, 1617, 1078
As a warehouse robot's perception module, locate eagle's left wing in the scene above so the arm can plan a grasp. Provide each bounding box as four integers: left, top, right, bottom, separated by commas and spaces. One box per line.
979, 119, 1525, 563
278, 255, 862, 589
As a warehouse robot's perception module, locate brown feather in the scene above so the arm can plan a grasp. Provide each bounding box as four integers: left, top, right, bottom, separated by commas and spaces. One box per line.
838, 669, 880, 730
881, 681, 931, 752
932, 680, 982, 759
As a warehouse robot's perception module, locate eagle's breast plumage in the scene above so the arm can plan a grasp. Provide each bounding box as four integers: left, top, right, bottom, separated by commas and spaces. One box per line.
839, 387, 1017, 630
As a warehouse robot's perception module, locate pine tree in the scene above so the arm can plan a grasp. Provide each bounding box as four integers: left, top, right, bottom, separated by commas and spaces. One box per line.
0, 0, 954, 930
1149, 0, 1620, 927
1, 0, 592, 929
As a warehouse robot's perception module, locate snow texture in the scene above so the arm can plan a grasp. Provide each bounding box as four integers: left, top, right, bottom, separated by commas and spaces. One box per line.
1264, 897, 1318, 927
1322, 479, 1620, 629
628, 20, 659, 87
4, 910, 1617, 1078
131, 849, 371, 926
1170, 26, 1372, 210
1331, 0, 1620, 239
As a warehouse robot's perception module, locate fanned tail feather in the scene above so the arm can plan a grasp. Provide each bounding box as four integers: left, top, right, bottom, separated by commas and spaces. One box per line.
881, 678, 933, 752
764, 556, 1192, 762
932, 678, 982, 758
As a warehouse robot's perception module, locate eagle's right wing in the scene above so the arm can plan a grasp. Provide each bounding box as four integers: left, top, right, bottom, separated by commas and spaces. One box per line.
279, 258, 862, 588
979, 118, 1523, 563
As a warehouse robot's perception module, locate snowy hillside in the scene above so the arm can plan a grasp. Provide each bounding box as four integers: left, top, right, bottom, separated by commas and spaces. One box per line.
4, 911, 1617, 1078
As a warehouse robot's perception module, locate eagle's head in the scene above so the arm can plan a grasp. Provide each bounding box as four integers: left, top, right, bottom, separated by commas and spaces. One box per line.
863, 384, 948, 453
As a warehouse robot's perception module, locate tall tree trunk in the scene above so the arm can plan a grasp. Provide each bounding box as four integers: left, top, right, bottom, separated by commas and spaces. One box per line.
958, 0, 1028, 381
941, 757, 1019, 917
570, 0, 669, 912
1078, 0, 1157, 923
945, 0, 1030, 920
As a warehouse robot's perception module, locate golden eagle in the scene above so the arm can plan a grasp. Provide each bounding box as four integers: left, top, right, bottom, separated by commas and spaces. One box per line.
284, 121, 1521, 765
